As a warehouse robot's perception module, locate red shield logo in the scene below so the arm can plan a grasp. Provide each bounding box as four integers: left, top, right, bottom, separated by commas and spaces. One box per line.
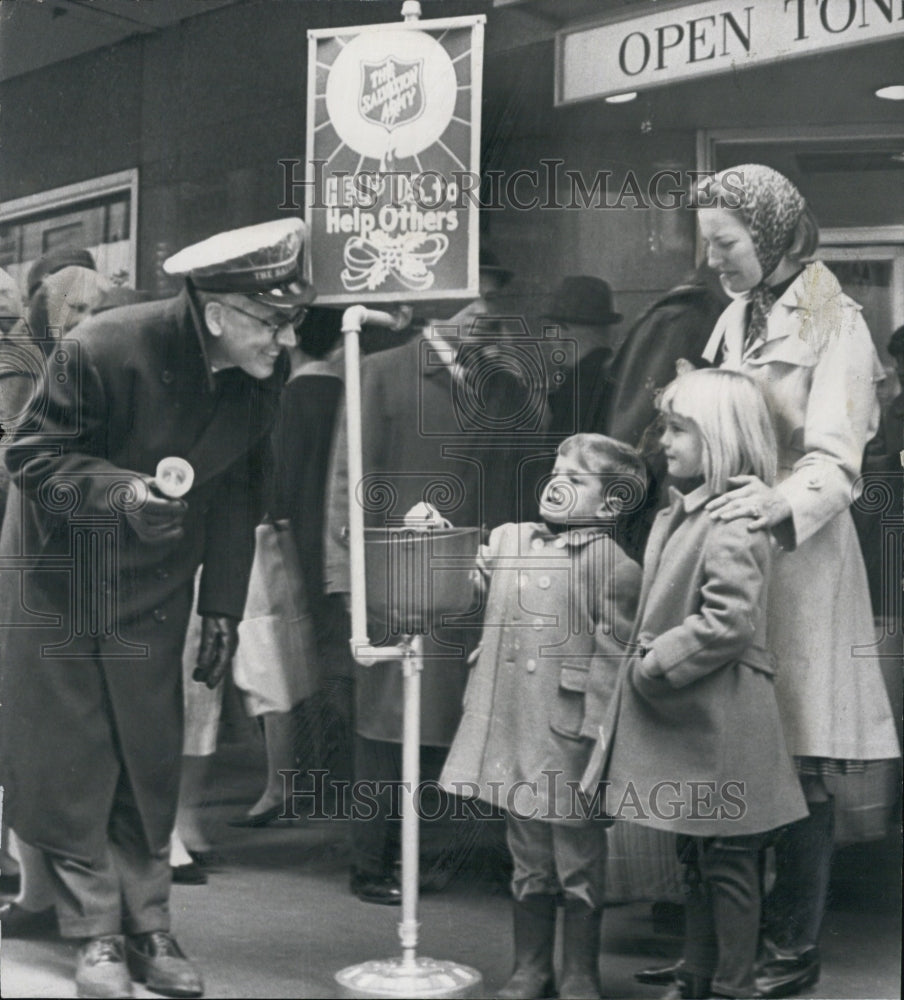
359, 56, 425, 131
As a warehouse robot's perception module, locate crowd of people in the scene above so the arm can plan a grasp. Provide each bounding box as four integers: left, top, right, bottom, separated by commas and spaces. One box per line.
0, 164, 900, 1000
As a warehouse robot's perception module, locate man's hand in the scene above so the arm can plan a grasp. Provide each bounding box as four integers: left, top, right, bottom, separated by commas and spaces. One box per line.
193, 615, 239, 689
124, 476, 187, 543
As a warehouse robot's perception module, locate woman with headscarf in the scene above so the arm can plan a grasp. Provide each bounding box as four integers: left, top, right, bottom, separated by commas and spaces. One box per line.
695, 164, 900, 999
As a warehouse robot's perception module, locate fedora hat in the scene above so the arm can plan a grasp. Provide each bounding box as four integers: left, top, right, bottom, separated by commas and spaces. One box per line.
544, 275, 622, 326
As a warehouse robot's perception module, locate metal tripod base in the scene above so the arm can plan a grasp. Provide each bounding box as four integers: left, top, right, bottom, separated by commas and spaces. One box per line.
335, 956, 483, 999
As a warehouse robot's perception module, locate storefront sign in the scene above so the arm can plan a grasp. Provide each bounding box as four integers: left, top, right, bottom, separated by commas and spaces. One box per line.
557, 0, 904, 105
306, 15, 485, 303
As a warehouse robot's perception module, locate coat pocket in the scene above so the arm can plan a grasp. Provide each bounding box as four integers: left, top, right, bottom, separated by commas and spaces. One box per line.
549, 662, 588, 741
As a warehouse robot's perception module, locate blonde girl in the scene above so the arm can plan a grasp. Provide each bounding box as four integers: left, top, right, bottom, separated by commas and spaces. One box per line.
589, 369, 807, 1000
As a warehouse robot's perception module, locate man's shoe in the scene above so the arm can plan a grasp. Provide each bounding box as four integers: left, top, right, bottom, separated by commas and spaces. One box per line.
636, 957, 686, 985
0, 900, 57, 937
75, 935, 132, 999
755, 944, 820, 999
125, 931, 203, 998
349, 868, 402, 906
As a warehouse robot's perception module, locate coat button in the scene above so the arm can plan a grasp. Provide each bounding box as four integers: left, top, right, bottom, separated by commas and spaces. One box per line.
526, 659, 537, 673
537, 575, 551, 590
153, 608, 167, 623
161, 370, 175, 385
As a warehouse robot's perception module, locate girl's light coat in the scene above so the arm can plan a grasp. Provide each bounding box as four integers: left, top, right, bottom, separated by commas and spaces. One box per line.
588, 487, 808, 837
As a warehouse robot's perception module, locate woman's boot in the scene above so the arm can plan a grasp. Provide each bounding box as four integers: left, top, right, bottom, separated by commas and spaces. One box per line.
497, 894, 557, 1000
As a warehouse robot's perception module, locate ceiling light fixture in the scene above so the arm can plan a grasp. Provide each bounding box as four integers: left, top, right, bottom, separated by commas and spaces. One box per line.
875, 85, 904, 100
605, 91, 638, 104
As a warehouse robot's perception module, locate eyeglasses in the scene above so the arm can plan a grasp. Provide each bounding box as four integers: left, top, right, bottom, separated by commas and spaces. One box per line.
224, 301, 308, 337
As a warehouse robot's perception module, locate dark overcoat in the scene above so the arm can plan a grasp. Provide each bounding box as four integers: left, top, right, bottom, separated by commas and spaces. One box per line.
585, 485, 808, 837
604, 268, 728, 449
324, 333, 551, 745
0, 290, 281, 861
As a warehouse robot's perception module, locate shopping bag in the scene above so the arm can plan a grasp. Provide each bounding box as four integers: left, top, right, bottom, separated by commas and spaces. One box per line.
232, 519, 319, 716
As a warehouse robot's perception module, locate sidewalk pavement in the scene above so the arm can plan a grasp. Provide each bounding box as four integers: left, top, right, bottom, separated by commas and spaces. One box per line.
2, 731, 900, 999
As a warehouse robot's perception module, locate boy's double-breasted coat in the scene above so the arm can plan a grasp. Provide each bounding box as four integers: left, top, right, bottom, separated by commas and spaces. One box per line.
440, 521, 641, 820
588, 486, 808, 838
0, 291, 281, 861
324, 333, 550, 746
703, 261, 900, 763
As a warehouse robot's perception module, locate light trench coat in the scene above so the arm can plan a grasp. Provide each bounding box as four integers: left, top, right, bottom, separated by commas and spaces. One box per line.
702, 261, 900, 762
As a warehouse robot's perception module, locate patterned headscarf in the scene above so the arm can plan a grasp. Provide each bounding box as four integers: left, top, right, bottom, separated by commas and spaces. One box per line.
710, 164, 806, 347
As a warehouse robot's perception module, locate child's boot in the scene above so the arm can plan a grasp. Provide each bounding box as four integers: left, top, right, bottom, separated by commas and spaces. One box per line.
558, 899, 603, 999
497, 894, 557, 999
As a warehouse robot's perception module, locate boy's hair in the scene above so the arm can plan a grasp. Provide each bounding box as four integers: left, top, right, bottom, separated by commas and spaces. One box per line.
658, 369, 777, 493
557, 433, 648, 514
888, 325, 904, 359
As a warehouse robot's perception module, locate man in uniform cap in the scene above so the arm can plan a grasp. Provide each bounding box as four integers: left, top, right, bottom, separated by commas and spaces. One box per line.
0, 219, 313, 998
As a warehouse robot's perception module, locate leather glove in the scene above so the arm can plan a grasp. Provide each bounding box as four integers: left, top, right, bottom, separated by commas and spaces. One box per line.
124, 476, 187, 544
193, 614, 239, 689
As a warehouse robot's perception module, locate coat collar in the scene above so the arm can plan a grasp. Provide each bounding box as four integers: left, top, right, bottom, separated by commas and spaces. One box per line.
526, 520, 613, 548
666, 482, 714, 513
702, 261, 846, 363
181, 284, 220, 393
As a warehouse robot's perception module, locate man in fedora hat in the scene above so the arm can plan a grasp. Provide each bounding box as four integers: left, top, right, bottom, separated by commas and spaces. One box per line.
0, 219, 314, 998
542, 275, 622, 438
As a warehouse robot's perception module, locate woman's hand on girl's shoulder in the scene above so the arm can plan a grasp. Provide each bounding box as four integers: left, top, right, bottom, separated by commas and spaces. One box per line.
705, 475, 791, 531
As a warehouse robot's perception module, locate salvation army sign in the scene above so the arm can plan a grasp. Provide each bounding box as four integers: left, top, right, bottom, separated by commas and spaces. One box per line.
357, 56, 426, 132
306, 16, 486, 304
